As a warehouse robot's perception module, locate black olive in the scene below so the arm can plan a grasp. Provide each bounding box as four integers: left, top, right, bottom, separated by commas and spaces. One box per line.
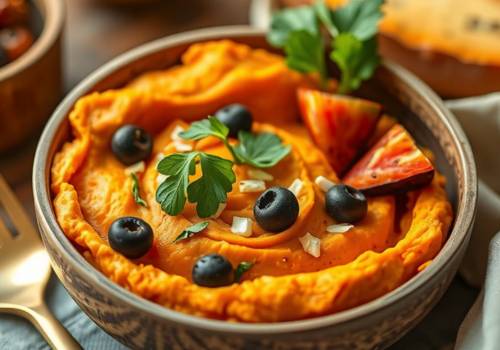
215, 103, 253, 138
192, 254, 234, 287
108, 217, 154, 259
253, 187, 299, 233
111, 124, 153, 165
325, 184, 367, 223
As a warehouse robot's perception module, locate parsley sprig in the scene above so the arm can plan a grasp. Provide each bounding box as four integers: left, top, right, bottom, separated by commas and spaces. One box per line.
156, 117, 290, 218
268, 0, 383, 94
156, 151, 235, 218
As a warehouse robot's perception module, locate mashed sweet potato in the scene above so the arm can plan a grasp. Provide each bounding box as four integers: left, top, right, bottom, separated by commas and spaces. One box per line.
51, 40, 453, 322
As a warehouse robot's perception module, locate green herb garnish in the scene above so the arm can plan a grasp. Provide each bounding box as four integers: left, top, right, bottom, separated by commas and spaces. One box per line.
156, 117, 290, 218
174, 221, 209, 243
180, 117, 291, 167
268, 0, 383, 94
234, 132, 291, 168
156, 152, 234, 218
131, 173, 147, 207
234, 261, 254, 282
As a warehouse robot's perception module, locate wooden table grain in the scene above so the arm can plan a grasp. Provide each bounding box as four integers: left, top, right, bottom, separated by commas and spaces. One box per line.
0, 0, 478, 349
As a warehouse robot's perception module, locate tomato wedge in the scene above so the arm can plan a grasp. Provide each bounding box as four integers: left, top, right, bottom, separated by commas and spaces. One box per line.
298, 88, 381, 174
343, 124, 435, 196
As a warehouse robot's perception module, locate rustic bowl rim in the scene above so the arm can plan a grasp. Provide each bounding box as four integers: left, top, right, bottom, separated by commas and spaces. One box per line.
33, 26, 477, 335
0, 0, 64, 81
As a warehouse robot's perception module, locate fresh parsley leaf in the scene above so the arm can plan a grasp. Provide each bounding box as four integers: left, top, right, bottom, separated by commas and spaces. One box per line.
180, 116, 229, 141
314, 0, 338, 37
131, 173, 147, 207
330, 0, 383, 41
234, 132, 291, 168
234, 261, 254, 282
268, 0, 383, 95
284, 30, 327, 87
331, 34, 379, 94
156, 152, 198, 216
187, 153, 235, 218
174, 221, 209, 243
267, 6, 318, 47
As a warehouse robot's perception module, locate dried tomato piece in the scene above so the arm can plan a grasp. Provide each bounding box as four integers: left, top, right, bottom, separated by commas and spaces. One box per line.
0, 26, 33, 60
0, 0, 29, 27
298, 88, 381, 174
343, 124, 434, 195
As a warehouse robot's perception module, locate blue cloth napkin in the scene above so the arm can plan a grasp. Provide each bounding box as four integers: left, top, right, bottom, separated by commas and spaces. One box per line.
0, 275, 125, 350
0, 94, 498, 349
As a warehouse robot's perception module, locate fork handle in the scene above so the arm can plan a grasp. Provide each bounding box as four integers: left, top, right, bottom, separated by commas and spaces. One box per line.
4, 302, 82, 349
29, 303, 82, 350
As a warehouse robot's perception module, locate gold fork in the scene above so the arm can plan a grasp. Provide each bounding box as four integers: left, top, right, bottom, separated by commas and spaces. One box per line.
0, 174, 81, 349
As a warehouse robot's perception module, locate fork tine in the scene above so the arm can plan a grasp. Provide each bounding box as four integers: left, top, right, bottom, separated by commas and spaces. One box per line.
0, 174, 39, 240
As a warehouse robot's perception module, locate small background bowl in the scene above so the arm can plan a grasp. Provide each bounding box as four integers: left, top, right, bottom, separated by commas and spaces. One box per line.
0, 0, 64, 152
33, 26, 477, 349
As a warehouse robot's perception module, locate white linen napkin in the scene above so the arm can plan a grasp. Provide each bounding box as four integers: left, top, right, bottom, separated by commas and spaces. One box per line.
446, 94, 500, 350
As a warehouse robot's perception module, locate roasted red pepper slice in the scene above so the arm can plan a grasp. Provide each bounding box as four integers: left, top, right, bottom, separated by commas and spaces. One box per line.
298, 88, 381, 174
343, 124, 434, 196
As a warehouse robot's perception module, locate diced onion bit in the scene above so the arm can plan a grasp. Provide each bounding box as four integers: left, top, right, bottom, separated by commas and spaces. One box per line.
170, 125, 185, 141
210, 203, 227, 219
248, 168, 274, 181
173, 140, 193, 152
314, 176, 336, 192
231, 217, 253, 237
299, 232, 321, 258
326, 223, 354, 234
288, 179, 303, 196
125, 161, 146, 175
239, 180, 266, 193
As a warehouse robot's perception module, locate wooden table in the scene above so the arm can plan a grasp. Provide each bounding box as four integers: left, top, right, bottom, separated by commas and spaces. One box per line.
0, 0, 478, 348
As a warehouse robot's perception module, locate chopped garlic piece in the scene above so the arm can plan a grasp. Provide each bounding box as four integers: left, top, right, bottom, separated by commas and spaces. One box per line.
156, 174, 169, 186
173, 140, 193, 152
239, 180, 266, 193
231, 217, 253, 237
248, 168, 274, 181
125, 161, 145, 175
299, 232, 321, 258
288, 179, 303, 196
327, 223, 354, 234
210, 202, 227, 219
170, 125, 185, 141
315, 176, 336, 192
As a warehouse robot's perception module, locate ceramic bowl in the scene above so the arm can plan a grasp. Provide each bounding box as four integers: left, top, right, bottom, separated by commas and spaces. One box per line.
0, 0, 64, 152
33, 26, 477, 350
